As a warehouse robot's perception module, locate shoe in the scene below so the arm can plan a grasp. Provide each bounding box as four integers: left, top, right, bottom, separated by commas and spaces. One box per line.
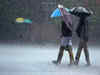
68, 62, 74, 66
52, 60, 60, 65
74, 61, 78, 65
86, 62, 91, 66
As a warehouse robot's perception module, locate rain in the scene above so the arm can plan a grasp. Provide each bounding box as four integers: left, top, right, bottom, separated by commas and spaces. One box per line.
0, 0, 100, 75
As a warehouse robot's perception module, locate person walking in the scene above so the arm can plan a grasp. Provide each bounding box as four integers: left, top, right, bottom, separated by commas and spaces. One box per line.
73, 7, 93, 65
53, 20, 74, 65
52, 4, 74, 65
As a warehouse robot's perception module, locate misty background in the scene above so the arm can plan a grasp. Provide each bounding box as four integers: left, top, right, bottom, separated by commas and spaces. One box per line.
0, 0, 100, 45
0, 0, 100, 75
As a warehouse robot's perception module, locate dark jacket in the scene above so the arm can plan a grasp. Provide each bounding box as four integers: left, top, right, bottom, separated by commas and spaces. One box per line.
76, 17, 88, 41
61, 21, 72, 37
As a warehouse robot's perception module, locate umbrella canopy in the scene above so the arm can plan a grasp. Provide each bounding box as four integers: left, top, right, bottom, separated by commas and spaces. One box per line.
50, 8, 70, 18
50, 4, 72, 31
16, 17, 32, 24
70, 7, 93, 17
16, 17, 24, 23
24, 19, 32, 23
70, 7, 89, 13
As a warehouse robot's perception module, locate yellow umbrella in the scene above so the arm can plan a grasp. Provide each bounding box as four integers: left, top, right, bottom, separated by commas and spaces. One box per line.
16, 17, 24, 23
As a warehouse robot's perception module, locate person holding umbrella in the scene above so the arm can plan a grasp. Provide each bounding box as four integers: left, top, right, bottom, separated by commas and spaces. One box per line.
70, 7, 93, 65
52, 4, 74, 65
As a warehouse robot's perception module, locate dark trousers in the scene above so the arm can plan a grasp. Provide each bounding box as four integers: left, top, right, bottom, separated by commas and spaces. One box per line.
75, 39, 90, 65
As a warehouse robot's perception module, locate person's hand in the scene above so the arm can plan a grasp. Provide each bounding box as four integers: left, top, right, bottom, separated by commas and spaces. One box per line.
59, 35, 63, 38
56, 35, 62, 40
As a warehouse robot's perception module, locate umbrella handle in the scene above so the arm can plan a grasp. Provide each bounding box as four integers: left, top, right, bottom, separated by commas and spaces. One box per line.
58, 8, 64, 16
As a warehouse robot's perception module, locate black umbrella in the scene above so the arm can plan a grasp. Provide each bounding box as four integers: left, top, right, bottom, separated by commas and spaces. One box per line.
70, 7, 93, 17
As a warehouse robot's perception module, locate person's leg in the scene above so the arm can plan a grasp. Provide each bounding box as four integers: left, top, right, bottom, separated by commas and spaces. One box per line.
68, 45, 74, 64
83, 41, 90, 65
57, 46, 65, 63
53, 46, 65, 64
75, 40, 83, 65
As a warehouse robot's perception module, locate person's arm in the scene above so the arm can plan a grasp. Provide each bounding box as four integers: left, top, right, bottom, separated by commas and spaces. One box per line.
58, 4, 72, 31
